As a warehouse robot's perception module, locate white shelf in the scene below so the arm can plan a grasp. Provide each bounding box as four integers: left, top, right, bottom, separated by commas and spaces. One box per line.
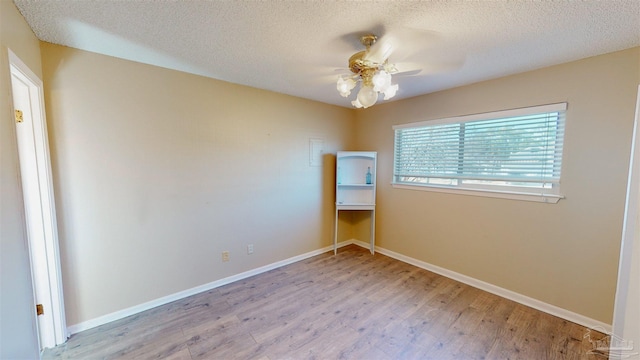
336, 203, 375, 210
334, 151, 377, 255
337, 184, 375, 187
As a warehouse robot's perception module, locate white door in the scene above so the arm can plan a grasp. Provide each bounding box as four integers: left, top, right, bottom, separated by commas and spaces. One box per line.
9, 50, 67, 350
612, 85, 640, 360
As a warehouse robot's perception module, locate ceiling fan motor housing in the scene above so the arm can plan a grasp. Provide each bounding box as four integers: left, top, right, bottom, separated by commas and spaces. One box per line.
348, 34, 380, 86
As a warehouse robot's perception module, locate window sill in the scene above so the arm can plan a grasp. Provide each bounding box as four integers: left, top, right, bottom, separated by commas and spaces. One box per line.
391, 183, 563, 204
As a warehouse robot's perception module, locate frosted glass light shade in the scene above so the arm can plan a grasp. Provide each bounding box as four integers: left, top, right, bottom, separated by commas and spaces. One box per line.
383, 84, 399, 100
337, 76, 356, 97
357, 85, 378, 108
372, 70, 391, 92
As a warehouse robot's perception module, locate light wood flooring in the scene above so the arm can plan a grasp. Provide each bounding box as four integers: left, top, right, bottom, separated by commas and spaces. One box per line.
43, 245, 608, 359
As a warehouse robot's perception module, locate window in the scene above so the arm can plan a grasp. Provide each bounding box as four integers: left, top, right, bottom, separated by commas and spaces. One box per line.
392, 103, 566, 203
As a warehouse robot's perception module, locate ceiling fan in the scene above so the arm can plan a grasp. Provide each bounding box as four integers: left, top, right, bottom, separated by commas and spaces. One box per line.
336, 34, 402, 108
335, 29, 462, 109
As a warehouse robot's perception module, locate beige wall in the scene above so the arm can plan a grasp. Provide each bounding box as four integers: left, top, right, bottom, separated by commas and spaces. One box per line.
40, 43, 355, 326
0, 0, 42, 358
354, 47, 640, 323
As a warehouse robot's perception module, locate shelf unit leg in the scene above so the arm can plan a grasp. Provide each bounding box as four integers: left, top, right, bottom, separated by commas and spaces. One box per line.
333, 208, 339, 255
370, 209, 375, 255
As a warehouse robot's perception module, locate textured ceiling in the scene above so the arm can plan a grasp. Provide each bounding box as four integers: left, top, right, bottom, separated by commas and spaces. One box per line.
13, 0, 640, 108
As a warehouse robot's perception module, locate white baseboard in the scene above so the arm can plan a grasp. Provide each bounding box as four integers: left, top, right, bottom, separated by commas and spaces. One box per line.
68, 239, 611, 335
348, 239, 612, 333
67, 243, 347, 334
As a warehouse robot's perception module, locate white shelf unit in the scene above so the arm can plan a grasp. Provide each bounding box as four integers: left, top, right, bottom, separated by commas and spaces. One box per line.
334, 151, 377, 254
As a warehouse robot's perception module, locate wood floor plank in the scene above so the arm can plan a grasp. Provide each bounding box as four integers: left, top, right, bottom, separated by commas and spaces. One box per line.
43, 245, 607, 359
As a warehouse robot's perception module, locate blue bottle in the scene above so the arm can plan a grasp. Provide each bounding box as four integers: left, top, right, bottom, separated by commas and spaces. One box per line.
366, 167, 372, 184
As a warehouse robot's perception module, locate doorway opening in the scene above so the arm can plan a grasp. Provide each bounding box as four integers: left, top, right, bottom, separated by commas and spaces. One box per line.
8, 49, 67, 350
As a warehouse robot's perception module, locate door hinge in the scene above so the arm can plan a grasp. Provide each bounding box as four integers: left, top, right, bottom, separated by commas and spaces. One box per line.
15, 109, 23, 123
36, 304, 44, 316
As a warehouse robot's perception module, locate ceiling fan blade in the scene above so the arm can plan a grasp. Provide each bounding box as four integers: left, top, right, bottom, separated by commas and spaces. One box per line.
393, 69, 423, 77
381, 27, 445, 63
392, 58, 465, 78
416, 53, 466, 74
364, 34, 397, 64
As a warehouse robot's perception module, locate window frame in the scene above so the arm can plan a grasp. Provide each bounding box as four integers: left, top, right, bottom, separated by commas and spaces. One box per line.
392, 103, 567, 203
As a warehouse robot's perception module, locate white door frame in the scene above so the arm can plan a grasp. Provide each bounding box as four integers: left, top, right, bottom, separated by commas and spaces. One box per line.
612, 84, 640, 359
8, 49, 67, 350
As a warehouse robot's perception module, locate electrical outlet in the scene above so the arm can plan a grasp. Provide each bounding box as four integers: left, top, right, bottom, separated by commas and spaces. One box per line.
247, 244, 254, 254
222, 251, 229, 262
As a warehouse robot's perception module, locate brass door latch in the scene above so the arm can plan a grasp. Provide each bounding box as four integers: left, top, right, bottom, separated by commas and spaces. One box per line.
15, 109, 23, 123
36, 304, 44, 316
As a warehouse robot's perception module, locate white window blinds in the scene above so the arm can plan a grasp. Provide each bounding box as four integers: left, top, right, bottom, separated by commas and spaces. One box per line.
393, 103, 566, 196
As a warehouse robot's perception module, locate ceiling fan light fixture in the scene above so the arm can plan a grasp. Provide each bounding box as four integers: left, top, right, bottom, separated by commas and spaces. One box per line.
337, 67, 397, 108
337, 76, 356, 97
372, 70, 391, 92
383, 83, 399, 100
356, 85, 378, 108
